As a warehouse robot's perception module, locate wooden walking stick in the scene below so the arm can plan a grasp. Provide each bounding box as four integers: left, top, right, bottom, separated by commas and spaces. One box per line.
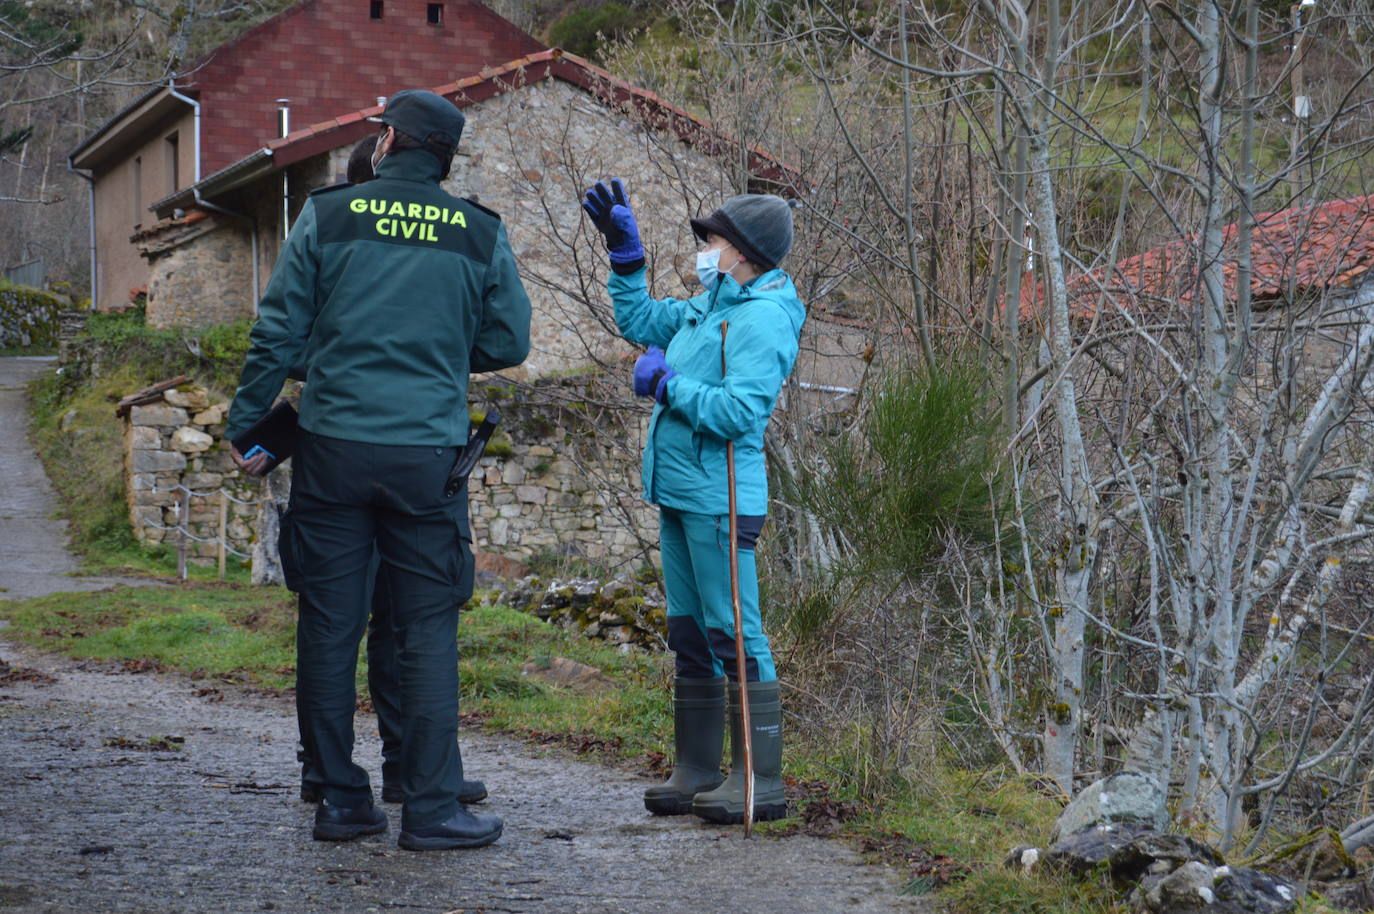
720, 320, 755, 837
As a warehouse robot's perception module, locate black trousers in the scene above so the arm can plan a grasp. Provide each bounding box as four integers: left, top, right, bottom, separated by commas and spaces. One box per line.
295, 548, 419, 798
283, 431, 473, 829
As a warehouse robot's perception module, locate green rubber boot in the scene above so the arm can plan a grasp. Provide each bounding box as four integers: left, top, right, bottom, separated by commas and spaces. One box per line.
643, 676, 727, 815
692, 680, 787, 824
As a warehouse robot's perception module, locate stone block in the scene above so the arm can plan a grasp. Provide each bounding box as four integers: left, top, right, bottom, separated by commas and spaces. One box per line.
164, 387, 210, 409
172, 426, 215, 453
133, 450, 187, 473
131, 506, 162, 526
515, 485, 546, 504
130, 404, 189, 427
489, 517, 510, 545
501, 463, 527, 485
202, 451, 235, 473
528, 445, 555, 457
183, 473, 224, 491
134, 489, 176, 507
129, 425, 162, 449
492, 493, 516, 506
498, 503, 522, 519
192, 404, 226, 425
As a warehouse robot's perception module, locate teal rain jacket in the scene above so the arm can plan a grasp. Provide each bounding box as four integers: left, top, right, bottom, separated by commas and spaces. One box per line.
610, 265, 806, 516
227, 148, 531, 447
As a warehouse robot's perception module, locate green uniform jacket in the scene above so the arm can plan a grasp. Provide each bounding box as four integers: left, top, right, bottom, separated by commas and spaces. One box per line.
227, 149, 531, 446
610, 265, 806, 516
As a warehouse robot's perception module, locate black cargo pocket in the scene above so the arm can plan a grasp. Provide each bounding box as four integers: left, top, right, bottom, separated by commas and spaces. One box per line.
277, 506, 305, 593
448, 490, 476, 606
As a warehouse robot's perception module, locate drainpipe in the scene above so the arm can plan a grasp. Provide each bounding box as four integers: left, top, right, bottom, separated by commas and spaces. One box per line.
277, 99, 290, 240
165, 81, 201, 184
65, 158, 97, 308
168, 81, 261, 310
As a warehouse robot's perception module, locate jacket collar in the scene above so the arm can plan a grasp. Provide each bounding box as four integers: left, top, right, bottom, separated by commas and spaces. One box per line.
709, 266, 787, 309
374, 148, 444, 183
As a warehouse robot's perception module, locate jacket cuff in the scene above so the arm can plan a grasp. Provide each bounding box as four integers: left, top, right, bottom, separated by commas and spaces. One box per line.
611, 257, 646, 275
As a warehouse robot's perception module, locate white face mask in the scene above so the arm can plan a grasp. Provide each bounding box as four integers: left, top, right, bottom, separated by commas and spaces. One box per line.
370, 130, 388, 172
695, 248, 722, 288
695, 247, 740, 288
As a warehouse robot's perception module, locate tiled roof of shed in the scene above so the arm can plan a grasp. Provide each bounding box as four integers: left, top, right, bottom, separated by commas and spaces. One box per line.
1024, 193, 1374, 319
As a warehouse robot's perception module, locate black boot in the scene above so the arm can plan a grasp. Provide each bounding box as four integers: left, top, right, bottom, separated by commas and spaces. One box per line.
644, 676, 726, 815
312, 798, 388, 841
398, 806, 503, 851
692, 680, 786, 824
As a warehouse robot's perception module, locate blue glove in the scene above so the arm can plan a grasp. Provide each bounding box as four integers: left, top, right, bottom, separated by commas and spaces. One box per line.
633, 346, 676, 405
582, 179, 644, 265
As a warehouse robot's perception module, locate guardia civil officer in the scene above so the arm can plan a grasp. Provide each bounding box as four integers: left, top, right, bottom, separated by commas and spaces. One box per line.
292, 133, 489, 813
229, 90, 531, 849
582, 180, 803, 823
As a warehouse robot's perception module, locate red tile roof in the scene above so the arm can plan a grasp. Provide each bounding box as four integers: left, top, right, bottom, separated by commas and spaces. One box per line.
260, 48, 801, 188
1023, 194, 1374, 319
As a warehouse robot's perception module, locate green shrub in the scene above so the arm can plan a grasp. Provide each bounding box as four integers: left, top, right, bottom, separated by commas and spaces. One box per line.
548, 3, 647, 60
792, 360, 1006, 581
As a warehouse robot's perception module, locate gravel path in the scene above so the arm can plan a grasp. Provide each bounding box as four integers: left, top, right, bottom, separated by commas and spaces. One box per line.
0, 356, 925, 914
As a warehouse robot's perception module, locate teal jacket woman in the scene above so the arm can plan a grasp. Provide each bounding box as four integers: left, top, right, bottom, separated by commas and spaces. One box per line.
583, 181, 803, 826
609, 263, 805, 516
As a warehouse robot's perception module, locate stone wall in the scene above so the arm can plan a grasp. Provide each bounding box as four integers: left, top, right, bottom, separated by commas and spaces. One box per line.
466, 372, 656, 569
444, 77, 728, 380
0, 281, 67, 349
123, 385, 262, 565
143, 219, 256, 330
121, 372, 655, 573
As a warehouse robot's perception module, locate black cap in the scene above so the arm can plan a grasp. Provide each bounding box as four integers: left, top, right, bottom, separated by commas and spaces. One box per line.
690, 194, 795, 270
373, 89, 465, 157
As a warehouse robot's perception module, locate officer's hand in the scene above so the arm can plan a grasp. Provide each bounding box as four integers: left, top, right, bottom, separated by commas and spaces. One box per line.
231, 443, 271, 477
581, 179, 644, 265
633, 346, 675, 405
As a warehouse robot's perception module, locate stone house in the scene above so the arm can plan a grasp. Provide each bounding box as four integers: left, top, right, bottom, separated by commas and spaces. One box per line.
66, 0, 545, 314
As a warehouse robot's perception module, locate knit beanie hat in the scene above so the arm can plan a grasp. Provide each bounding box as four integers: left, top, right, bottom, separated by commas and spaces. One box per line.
690, 194, 794, 270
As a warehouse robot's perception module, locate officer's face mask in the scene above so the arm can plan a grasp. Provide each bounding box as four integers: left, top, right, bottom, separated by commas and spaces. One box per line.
370, 128, 389, 172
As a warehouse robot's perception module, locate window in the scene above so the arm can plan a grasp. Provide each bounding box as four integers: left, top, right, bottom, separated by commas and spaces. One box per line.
427, 3, 443, 24
165, 132, 179, 193
370, 1, 383, 19
132, 156, 143, 227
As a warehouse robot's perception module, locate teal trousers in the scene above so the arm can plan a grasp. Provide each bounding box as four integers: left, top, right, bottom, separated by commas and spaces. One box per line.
659, 506, 775, 682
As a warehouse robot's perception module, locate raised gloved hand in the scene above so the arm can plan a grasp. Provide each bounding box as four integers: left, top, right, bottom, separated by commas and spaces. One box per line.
582, 179, 644, 266
633, 346, 676, 405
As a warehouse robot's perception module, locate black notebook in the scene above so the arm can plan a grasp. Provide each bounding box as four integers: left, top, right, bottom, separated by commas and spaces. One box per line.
231, 400, 298, 473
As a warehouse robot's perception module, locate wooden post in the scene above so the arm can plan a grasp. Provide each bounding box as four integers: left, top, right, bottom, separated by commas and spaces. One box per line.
217, 491, 228, 581
177, 488, 189, 581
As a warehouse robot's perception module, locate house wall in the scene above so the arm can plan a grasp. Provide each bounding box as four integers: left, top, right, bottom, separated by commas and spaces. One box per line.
442, 78, 728, 378
183, 0, 544, 175
93, 109, 197, 309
